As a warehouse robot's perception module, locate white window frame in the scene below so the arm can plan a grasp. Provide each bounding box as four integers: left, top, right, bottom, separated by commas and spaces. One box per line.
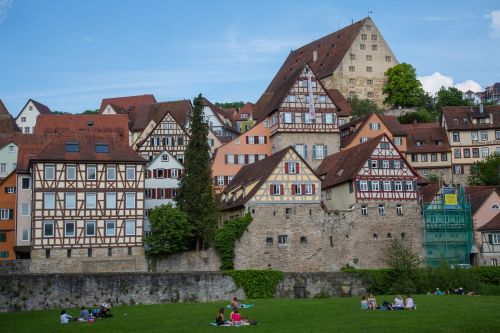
105, 221, 116, 237
66, 165, 76, 181
126, 166, 136, 180
44, 193, 55, 209
283, 112, 293, 124
87, 165, 97, 180
43, 221, 54, 238
288, 162, 297, 174
0, 209, 9, 220
394, 181, 403, 191
361, 205, 368, 215
378, 204, 385, 215
360, 180, 368, 191
371, 181, 380, 191
86, 221, 96, 236
396, 204, 403, 216
227, 155, 234, 164
305, 184, 313, 195
405, 181, 414, 191
106, 192, 117, 209
480, 130, 488, 141
394, 160, 401, 169
86, 192, 97, 209
471, 131, 478, 141
382, 160, 390, 169
272, 184, 281, 195
371, 160, 378, 168
125, 192, 136, 209
315, 145, 325, 160
65, 193, 76, 209
238, 155, 245, 164
482, 147, 490, 157
45, 165, 55, 180
383, 181, 391, 191
64, 221, 75, 237
217, 176, 224, 186
125, 220, 136, 236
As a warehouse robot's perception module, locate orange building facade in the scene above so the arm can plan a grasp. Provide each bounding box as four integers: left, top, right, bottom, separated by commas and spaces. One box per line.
211, 122, 272, 189
0, 172, 17, 260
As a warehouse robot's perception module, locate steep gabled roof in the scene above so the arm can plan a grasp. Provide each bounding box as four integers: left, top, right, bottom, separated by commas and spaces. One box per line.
0, 99, 10, 116
419, 183, 441, 203
477, 212, 500, 232
442, 105, 500, 130
99, 94, 157, 113
131, 100, 192, 131
233, 102, 255, 121
403, 123, 451, 153
0, 114, 21, 134
222, 147, 294, 210
202, 98, 238, 133
317, 134, 383, 189
465, 186, 500, 215
15, 99, 52, 119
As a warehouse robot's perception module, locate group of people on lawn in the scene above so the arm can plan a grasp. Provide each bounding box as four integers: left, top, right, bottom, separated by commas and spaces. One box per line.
60, 300, 112, 324
215, 297, 256, 326
361, 294, 415, 310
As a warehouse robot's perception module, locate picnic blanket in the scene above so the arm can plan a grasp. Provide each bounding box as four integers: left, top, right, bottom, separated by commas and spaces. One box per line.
210, 321, 257, 327
225, 304, 255, 309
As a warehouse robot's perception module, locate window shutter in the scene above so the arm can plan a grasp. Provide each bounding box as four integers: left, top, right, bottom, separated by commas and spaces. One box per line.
280, 184, 284, 195
356, 180, 361, 190
301, 184, 306, 194
254, 136, 258, 143
153, 169, 158, 178
147, 170, 152, 178
284, 162, 289, 174
291, 185, 296, 195
246, 136, 249, 144
368, 181, 372, 191
224, 176, 228, 185
304, 145, 308, 159
179, 169, 184, 177
312, 145, 317, 159
323, 145, 328, 157
166, 188, 172, 199
264, 136, 267, 144
378, 160, 383, 168
488, 234, 493, 244
413, 181, 417, 190
152, 189, 156, 199
225, 155, 228, 164
269, 185, 273, 195
296, 163, 300, 173
172, 137, 176, 146
4, 187, 7, 193
291, 113, 296, 123
156, 188, 161, 198
9, 209, 14, 219
244, 155, 249, 164
165, 169, 170, 178
312, 184, 316, 194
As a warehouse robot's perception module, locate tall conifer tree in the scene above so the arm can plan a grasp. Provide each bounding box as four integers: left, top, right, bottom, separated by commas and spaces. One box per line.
175, 94, 219, 250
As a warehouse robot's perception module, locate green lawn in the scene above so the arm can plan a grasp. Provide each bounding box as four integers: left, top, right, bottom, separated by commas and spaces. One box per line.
1, 295, 500, 333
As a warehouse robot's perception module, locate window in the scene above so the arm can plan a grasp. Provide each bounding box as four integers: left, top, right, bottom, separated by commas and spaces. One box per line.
472, 131, 478, 141
171, 169, 179, 179
482, 147, 490, 157
369, 122, 380, 130
378, 204, 385, 215
361, 205, 368, 215
381, 160, 388, 169
278, 235, 288, 245
313, 145, 327, 160
86, 192, 96, 209
371, 45, 377, 51
496, 130, 500, 140
472, 148, 480, 158
64, 221, 75, 237
366, 24, 371, 30
238, 155, 245, 164
65, 142, 79, 152
360, 44, 366, 50
305, 183, 314, 195
22, 178, 30, 189
349, 66, 355, 72
21, 116, 26, 122
177, 137, 184, 146
385, 56, 392, 62
125, 220, 136, 236
452, 132, 460, 142
295, 144, 307, 159
286, 95, 296, 103
463, 149, 471, 158
87, 165, 97, 180
66, 165, 76, 180
370, 160, 378, 169
349, 78, 356, 85
366, 54, 372, 61
323, 113, 334, 124
367, 79, 373, 85
349, 91, 356, 98
86, 221, 96, 236
0, 163, 6, 173
396, 204, 403, 216
454, 149, 461, 158
271, 184, 282, 195
287, 162, 297, 174
227, 155, 234, 164
371, 34, 378, 41
43, 221, 54, 237
371, 181, 380, 191
454, 165, 463, 174
45, 165, 55, 180
156, 168, 164, 178
247, 136, 255, 144
22, 229, 29, 241
0, 209, 10, 220
283, 112, 293, 123
108, 248, 112, 256
105, 221, 116, 236
360, 180, 368, 191
441, 153, 448, 161
65, 193, 76, 209
361, 34, 367, 40
266, 237, 273, 245
285, 207, 292, 218
107, 166, 116, 180
106, 192, 116, 209
258, 136, 266, 144
416, 141, 423, 147
24, 127, 30, 133
217, 176, 224, 186
125, 193, 136, 209
421, 154, 428, 162
6, 186, 15, 194
367, 92, 373, 98
481, 130, 488, 141
383, 181, 391, 191
393, 137, 402, 146
411, 154, 418, 162
490, 233, 500, 244
366, 66, 373, 72
405, 181, 414, 191
431, 153, 437, 162
394, 181, 403, 191
126, 166, 135, 180
162, 154, 169, 162
360, 137, 368, 143
258, 154, 266, 161
44, 193, 55, 209
21, 203, 30, 216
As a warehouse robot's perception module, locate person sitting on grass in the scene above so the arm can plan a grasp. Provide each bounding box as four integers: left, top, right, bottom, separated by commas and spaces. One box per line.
434, 288, 444, 295
78, 306, 90, 322
405, 295, 415, 310
216, 307, 228, 326
381, 301, 393, 311
60, 310, 72, 324
230, 296, 239, 309
360, 296, 369, 310
367, 294, 377, 310
230, 308, 243, 325
393, 295, 404, 310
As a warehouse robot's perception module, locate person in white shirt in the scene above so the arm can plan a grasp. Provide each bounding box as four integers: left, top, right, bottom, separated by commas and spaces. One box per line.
60, 309, 72, 324
405, 295, 415, 310
394, 295, 404, 309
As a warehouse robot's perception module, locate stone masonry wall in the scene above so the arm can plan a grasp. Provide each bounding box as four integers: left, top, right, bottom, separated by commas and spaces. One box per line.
153, 249, 221, 272
0, 272, 366, 312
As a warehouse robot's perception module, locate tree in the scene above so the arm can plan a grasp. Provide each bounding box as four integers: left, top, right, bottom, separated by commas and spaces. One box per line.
383, 63, 425, 108
348, 96, 384, 120
215, 101, 245, 109
385, 239, 420, 272
397, 108, 436, 124
435, 86, 471, 111
81, 109, 99, 114
427, 173, 443, 183
468, 153, 500, 185
144, 204, 192, 257
175, 94, 219, 250
51, 110, 70, 114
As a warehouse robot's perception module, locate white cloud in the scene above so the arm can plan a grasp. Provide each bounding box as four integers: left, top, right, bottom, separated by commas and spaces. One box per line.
418, 72, 482, 95
0, 0, 13, 24
486, 10, 500, 37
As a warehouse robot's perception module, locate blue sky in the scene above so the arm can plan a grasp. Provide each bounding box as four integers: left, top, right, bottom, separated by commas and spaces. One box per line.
0, 0, 499, 114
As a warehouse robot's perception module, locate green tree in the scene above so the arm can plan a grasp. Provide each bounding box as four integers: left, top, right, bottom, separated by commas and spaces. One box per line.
397, 108, 436, 124
435, 86, 471, 111
468, 153, 500, 185
215, 101, 245, 109
348, 96, 384, 120
51, 110, 70, 114
383, 63, 425, 108
175, 94, 219, 250
385, 239, 421, 293
427, 173, 443, 183
81, 109, 99, 114
144, 204, 192, 257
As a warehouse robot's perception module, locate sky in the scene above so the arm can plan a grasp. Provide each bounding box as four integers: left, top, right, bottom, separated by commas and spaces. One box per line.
0, 0, 499, 115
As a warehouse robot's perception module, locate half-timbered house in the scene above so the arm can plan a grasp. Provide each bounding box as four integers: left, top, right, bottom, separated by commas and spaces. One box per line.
477, 214, 500, 266
144, 151, 184, 233
221, 146, 324, 271
29, 132, 148, 273
253, 64, 351, 170
317, 134, 423, 269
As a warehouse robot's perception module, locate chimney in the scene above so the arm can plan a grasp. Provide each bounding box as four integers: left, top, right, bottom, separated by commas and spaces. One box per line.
313, 50, 318, 62
479, 103, 484, 113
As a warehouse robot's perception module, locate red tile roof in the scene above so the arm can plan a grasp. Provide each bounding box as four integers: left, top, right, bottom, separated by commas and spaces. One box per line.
30, 100, 52, 114
339, 113, 404, 148
0, 113, 21, 134
233, 102, 255, 121
477, 212, 500, 231
419, 183, 441, 203
130, 100, 192, 131
0, 99, 10, 116
465, 186, 500, 215
34, 114, 129, 141
99, 94, 157, 113
442, 105, 500, 130
0, 133, 39, 150
404, 125, 451, 153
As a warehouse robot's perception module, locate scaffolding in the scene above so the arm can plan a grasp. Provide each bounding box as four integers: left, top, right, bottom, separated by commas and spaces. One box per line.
423, 186, 474, 267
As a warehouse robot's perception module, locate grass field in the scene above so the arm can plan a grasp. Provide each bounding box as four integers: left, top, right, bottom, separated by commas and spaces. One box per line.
1, 295, 500, 333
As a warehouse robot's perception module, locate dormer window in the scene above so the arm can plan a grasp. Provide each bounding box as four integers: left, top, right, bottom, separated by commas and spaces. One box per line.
435, 140, 443, 146
453, 119, 458, 124
95, 144, 109, 153
240, 113, 249, 119
65, 142, 80, 152
415, 141, 424, 147
87, 121, 93, 127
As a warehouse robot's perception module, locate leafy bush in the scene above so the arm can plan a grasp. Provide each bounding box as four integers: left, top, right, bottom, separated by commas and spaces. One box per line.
213, 214, 252, 270
225, 270, 284, 298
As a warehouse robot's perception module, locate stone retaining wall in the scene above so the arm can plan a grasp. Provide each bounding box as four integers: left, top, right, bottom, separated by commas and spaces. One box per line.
0, 272, 365, 312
